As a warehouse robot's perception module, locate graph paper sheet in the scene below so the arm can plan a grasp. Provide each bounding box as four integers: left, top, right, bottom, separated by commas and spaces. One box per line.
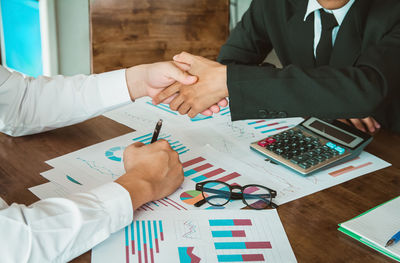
92, 209, 297, 263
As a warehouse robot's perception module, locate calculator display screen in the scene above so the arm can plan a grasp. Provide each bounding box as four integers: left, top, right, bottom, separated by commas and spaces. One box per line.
303, 118, 364, 148
309, 120, 356, 144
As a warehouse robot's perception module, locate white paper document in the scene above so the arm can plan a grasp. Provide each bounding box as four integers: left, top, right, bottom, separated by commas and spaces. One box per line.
92, 209, 297, 263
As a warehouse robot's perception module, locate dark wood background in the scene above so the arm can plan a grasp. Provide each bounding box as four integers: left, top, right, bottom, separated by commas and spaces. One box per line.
0, 116, 399, 262
90, 0, 229, 73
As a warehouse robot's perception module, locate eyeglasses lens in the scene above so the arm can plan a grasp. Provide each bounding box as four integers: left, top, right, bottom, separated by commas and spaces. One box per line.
202, 181, 231, 206
243, 186, 271, 209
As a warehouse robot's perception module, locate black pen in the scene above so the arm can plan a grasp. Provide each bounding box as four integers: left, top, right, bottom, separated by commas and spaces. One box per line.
150, 119, 163, 143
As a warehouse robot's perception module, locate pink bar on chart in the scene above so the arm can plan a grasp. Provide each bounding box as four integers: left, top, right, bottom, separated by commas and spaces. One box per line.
138, 251, 142, 263
276, 126, 289, 130
143, 204, 154, 211
242, 254, 265, 261
165, 197, 188, 210
218, 172, 241, 182
150, 248, 154, 263
162, 198, 181, 210
232, 230, 246, 237
245, 241, 272, 249
157, 200, 168, 207
244, 186, 260, 194
193, 163, 213, 172
203, 168, 225, 178
160, 231, 164, 241
182, 157, 205, 168
126, 246, 130, 263
155, 238, 159, 253
329, 162, 372, 177
132, 241, 135, 254
233, 219, 252, 226
144, 244, 148, 263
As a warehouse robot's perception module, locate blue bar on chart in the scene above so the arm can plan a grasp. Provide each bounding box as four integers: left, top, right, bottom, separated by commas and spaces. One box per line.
247, 120, 294, 135
219, 107, 231, 116
217, 254, 265, 262
125, 226, 130, 263
132, 133, 189, 154
211, 230, 246, 238
214, 241, 272, 250
209, 219, 252, 226
146, 101, 178, 115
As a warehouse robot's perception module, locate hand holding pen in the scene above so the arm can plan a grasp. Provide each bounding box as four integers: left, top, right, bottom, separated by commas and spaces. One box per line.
151, 119, 163, 143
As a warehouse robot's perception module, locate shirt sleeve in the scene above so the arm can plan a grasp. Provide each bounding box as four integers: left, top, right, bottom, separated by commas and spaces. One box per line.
0, 66, 132, 136
0, 182, 133, 263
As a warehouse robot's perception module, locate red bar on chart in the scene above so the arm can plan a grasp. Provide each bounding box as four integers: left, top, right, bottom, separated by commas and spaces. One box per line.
183, 157, 205, 168
203, 168, 225, 178
218, 172, 241, 183
246, 241, 272, 249
233, 219, 252, 226
242, 254, 265, 261
329, 162, 372, 177
193, 163, 213, 172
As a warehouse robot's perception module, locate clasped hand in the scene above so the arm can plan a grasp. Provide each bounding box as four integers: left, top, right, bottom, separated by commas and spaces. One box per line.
153, 52, 230, 118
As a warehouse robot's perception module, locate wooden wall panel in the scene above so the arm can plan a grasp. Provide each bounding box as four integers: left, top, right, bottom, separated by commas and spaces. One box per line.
90, 0, 229, 73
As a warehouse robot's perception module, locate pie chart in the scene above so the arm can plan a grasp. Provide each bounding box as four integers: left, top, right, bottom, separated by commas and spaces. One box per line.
180, 190, 204, 205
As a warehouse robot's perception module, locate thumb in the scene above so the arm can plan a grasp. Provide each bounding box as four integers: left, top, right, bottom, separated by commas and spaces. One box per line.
131, 141, 145, 148
173, 52, 196, 66
170, 67, 197, 85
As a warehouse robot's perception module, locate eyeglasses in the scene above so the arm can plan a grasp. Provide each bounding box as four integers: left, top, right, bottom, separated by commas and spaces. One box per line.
194, 180, 278, 210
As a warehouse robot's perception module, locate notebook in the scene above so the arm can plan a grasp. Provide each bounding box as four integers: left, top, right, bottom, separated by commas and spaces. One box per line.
338, 196, 400, 262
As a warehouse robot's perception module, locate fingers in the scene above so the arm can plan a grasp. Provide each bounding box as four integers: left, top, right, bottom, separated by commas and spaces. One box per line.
173, 61, 191, 71
360, 117, 376, 133
218, 98, 229, 107
169, 95, 185, 111
170, 68, 197, 86
337, 119, 351, 126
154, 83, 181, 104
372, 118, 381, 129
160, 93, 177, 104
153, 139, 173, 150
131, 141, 145, 148
349, 118, 366, 132
200, 109, 213, 116
178, 103, 191, 115
173, 52, 196, 66
188, 107, 201, 119
209, 105, 221, 113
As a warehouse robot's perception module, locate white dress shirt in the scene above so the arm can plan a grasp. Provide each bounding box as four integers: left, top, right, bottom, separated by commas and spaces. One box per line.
304, 0, 356, 57
0, 66, 134, 262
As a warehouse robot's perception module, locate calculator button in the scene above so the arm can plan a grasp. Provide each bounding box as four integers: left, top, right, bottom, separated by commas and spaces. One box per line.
297, 154, 310, 162
308, 158, 320, 166
258, 140, 268, 147
322, 145, 330, 151
322, 152, 333, 159
299, 162, 311, 169
330, 149, 339, 156
282, 153, 293, 160
334, 146, 345, 155
326, 142, 336, 149
316, 155, 326, 162
314, 147, 324, 154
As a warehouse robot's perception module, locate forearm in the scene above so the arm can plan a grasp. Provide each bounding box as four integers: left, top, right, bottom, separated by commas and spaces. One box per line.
0, 67, 131, 136
0, 182, 133, 263
227, 63, 388, 120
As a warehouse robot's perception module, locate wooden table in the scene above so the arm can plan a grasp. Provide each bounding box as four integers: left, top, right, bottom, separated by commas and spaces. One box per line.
0, 116, 399, 262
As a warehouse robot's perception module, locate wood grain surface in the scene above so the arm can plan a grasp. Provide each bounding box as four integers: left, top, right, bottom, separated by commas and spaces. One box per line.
90, 0, 229, 73
0, 115, 399, 262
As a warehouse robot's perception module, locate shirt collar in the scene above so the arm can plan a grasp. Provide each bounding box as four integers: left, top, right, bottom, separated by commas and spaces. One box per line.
304, 0, 356, 26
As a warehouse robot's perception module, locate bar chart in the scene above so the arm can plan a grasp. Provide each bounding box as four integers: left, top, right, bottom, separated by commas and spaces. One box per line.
132, 133, 190, 155
124, 220, 165, 263
247, 120, 294, 135
209, 219, 271, 263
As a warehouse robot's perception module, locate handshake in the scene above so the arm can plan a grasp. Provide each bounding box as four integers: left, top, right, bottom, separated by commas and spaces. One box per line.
126, 52, 230, 118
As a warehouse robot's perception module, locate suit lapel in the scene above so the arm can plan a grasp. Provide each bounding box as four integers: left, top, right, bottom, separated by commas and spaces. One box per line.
286, 0, 315, 67
330, 0, 371, 67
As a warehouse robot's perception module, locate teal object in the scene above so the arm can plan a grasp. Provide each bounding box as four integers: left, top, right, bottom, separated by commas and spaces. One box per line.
1, 0, 42, 77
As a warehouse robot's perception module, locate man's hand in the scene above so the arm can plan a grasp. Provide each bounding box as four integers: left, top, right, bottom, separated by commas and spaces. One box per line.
337, 117, 381, 133
153, 52, 229, 118
125, 61, 197, 101
125, 61, 228, 116
115, 140, 184, 210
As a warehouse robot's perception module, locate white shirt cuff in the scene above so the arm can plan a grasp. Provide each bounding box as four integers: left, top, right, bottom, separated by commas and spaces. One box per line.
97, 69, 132, 108
88, 182, 133, 232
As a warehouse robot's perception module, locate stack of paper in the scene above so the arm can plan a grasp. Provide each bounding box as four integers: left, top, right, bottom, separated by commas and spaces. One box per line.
338, 196, 400, 262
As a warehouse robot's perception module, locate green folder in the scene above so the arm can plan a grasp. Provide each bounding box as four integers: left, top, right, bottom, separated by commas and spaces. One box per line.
338, 196, 400, 262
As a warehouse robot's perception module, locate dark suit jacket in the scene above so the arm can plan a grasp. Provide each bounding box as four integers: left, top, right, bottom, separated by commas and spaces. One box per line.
218, 0, 400, 132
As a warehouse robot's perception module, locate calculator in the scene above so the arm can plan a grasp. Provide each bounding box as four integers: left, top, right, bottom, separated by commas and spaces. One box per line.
250, 117, 373, 176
